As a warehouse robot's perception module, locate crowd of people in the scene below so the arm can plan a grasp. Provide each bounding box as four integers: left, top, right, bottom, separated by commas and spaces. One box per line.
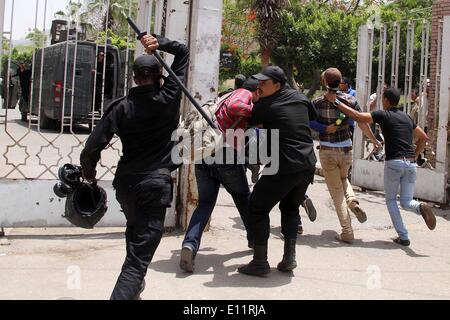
79, 34, 437, 300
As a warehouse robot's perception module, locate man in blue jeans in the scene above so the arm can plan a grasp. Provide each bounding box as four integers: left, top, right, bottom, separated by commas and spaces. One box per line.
179, 79, 260, 273
330, 87, 436, 246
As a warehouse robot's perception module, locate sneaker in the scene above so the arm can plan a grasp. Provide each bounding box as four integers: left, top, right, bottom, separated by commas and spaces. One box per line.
302, 197, 317, 222
335, 233, 354, 244
349, 202, 367, 223
180, 246, 195, 273
297, 225, 303, 235
393, 237, 410, 246
419, 203, 436, 230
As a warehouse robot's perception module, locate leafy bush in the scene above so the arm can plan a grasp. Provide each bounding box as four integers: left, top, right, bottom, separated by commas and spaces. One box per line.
97, 30, 135, 50
2, 46, 33, 68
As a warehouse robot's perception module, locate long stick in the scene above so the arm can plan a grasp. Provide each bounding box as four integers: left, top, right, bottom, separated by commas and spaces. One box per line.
127, 17, 217, 129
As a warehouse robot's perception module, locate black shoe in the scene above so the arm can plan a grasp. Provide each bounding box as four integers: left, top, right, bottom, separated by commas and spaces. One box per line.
248, 240, 254, 249
180, 246, 195, 273
302, 197, 317, 222
393, 237, 410, 246
238, 245, 270, 277
297, 225, 303, 235
277, 239, 297, 272
277, 259, 297, 272
133, 279, 146, 300
238, 260, 270, 277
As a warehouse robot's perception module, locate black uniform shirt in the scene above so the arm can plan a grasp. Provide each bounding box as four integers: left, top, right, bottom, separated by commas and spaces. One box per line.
250, 86, 317, 174
80, 36, 189, 180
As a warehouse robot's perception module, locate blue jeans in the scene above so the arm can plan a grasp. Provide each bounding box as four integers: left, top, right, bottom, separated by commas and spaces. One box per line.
384, 159, 421, 241
182, 164, 251, 253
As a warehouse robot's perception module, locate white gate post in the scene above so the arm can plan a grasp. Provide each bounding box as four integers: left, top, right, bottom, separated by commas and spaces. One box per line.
354, 25, 372, 163
161, 0, 191, 229
0, 0, 5, 108
162, 0, 190, 69
135, 0, 153, 57
0, 0, 5, 58
178, 0, 223, 229
435, 16, 450, 174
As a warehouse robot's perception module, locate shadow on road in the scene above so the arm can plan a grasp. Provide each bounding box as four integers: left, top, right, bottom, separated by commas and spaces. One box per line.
150, 248, 293, 288
299, 230, 429, 258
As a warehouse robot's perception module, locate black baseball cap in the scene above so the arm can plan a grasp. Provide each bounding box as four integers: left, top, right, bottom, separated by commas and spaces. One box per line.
234, 74, 246, 88
242, 78, 259, 92
133, 54, 161, 74
252, 66, 287, 84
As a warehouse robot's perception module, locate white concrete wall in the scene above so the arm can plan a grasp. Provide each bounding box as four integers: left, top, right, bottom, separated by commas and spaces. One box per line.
352, 159, 447, 203
0, 179, 176, 228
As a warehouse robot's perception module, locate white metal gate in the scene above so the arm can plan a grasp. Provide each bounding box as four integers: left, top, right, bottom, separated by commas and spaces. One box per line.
0, 0, 224, 228
352, 17, 450, 204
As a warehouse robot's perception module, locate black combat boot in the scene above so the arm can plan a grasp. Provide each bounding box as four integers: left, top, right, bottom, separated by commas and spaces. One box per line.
277, 239, 297, 272
133, 279, 146, 300
237, 245, 270, 277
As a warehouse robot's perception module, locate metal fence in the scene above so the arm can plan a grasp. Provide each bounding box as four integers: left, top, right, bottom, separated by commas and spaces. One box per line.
352, 18, 449, 203
0, 0, 178, 228
0, 0, 166, 181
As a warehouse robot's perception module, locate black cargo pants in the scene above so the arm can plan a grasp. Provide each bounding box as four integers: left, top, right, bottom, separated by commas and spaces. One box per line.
110, 170, 173, 300
249, 166, 316, 245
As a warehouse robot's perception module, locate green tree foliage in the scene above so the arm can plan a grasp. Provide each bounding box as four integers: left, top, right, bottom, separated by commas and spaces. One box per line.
97, 30, 135, 50
272, 0, 368, 96
220, 0, 260, 83
222, 0, 258, 59
270, 0, 431, 96
375, 0, 432, 92
54, 0, 83, 21
55, 0, 137, 49
1, 47, 33, 74
25, 28, 48, 48
251, 0, 290, 67
85, 0, 138, 37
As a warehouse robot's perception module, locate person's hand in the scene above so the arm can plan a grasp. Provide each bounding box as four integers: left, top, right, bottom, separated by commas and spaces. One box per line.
325, 90, 337, 104
140, 35, 159, 54
82, 169, 96, 184
326, 124, 337, 134
372, 140, 382, 151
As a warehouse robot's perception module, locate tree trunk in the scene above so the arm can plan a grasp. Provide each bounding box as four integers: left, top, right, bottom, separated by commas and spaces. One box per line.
261, 47, 271, 67
307, 68, 322, 99
284, 63, 299, 90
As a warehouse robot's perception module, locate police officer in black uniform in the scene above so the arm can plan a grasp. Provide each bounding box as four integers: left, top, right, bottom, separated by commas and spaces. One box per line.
80, 34, 189, 300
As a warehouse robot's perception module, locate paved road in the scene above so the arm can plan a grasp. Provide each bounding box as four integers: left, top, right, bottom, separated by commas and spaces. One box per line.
1, 174, 449, 300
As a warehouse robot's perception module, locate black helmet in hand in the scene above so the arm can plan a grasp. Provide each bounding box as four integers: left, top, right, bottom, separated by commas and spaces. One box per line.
53, 163, 83, 198
53, 164, 82, 198
58, 163, 83, 187
64, 181, 107, 229
53, 163, 107, 228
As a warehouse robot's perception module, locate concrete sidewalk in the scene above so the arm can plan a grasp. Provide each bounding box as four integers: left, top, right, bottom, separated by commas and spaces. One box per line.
1, 175, 449, 300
